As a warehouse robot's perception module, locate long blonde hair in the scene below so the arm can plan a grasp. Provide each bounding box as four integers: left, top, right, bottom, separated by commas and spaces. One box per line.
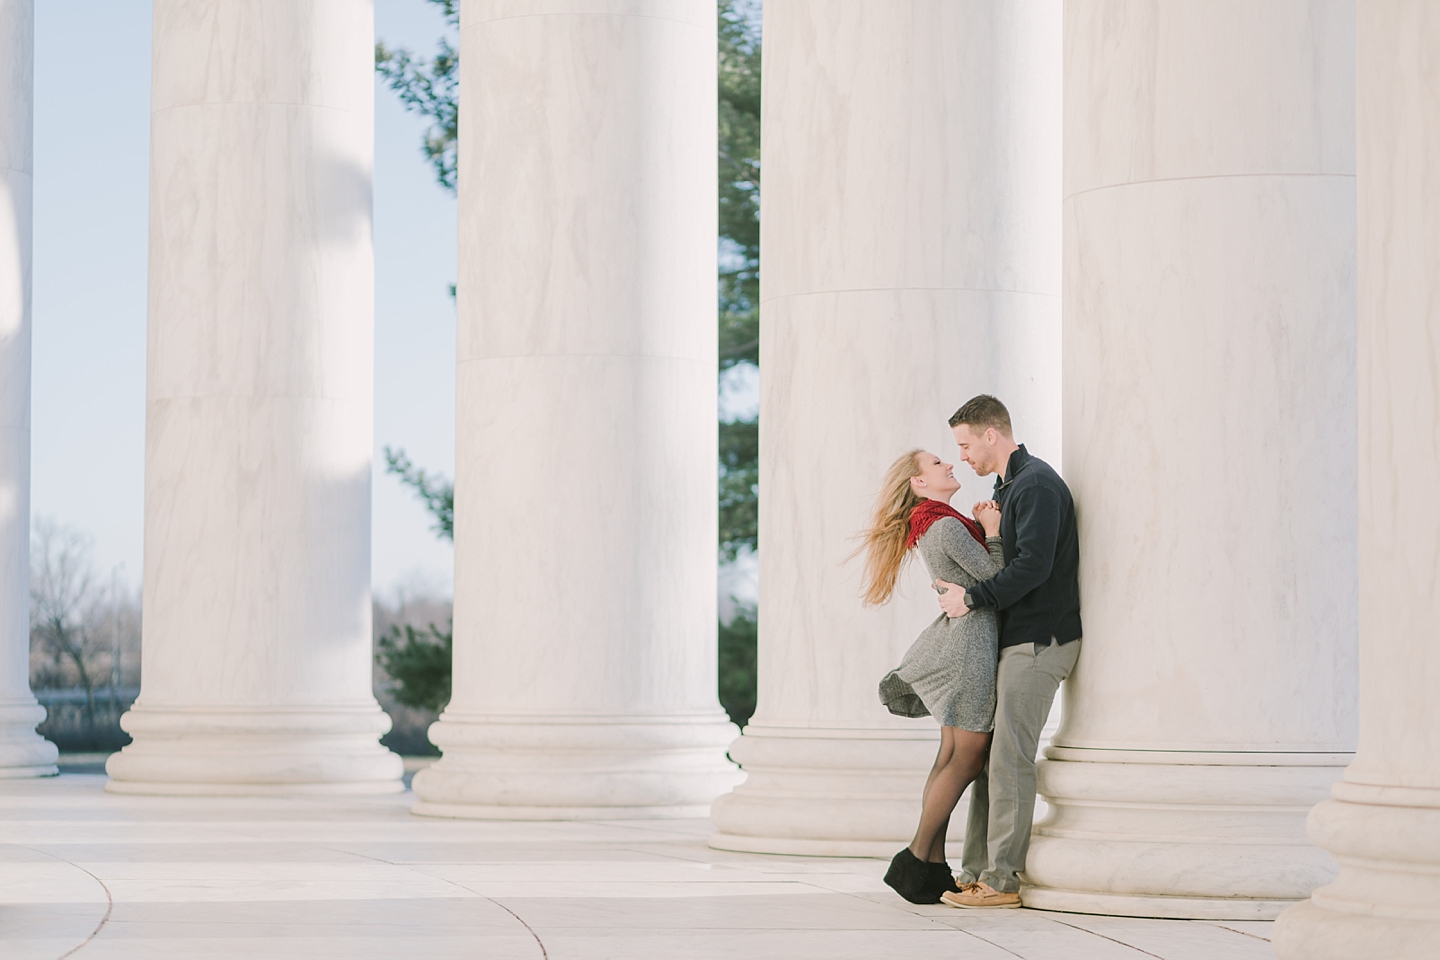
856, 449, 925, 606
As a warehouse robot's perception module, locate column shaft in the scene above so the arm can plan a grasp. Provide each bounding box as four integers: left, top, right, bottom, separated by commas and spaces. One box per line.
1022, 0, 1357, 918
0, 0, 57, 778
1275, 3, 1440, 955
710, 0, 1062, 856
410, 0, 739, 819
106, 0, 401, 794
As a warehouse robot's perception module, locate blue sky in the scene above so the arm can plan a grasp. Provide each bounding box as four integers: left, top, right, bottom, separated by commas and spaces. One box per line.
30, 0, 758, 605
31, 1, 460, 599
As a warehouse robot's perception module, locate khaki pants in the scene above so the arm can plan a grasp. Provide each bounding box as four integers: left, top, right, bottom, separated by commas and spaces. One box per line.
959, 639, 1081, 893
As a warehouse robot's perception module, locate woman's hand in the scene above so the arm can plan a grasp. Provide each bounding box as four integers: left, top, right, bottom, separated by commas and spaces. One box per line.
975, 500, 1001, 537
934, 579, 970, 618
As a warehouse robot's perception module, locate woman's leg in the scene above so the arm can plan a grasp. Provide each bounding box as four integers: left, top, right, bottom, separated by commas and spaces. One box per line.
909, 728, 991, 863
927, 815, 951, 864
918, 727, 955, 813
916, 727, 955, 863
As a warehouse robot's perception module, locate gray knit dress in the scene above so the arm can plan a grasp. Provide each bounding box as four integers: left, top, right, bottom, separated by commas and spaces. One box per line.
879, 518, 1006, 732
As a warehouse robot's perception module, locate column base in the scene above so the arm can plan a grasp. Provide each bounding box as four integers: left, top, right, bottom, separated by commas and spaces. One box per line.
708, 723, 943, 857
411, 711, 741, 820
1022, 747, 1348, 919
105, 704, 403, 795
1272, 783, 1440, 959
1276, 901, 1440, 960
0, 700, 59, 778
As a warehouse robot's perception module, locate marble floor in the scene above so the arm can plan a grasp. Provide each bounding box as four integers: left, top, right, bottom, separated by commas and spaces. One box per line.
2, 773, 1278, 960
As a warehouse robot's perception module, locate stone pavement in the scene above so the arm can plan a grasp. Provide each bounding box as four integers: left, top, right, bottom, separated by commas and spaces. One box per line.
2, 775, 1278, 959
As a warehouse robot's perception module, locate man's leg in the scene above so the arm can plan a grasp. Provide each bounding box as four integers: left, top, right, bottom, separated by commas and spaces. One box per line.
958, 643, 1025, 886
957, 752, 990, 883
978, 640, 1081, 894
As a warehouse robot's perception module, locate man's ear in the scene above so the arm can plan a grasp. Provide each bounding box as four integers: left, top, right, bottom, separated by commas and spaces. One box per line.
984, 427, 998, 445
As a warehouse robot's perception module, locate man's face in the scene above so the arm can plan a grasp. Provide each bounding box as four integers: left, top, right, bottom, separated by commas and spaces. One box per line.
951, 423, 998, 477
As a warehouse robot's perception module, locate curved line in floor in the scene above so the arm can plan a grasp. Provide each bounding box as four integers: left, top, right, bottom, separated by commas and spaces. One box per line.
487, 899, 549, 960
16, 844, 114, 959
320, 842, 549, 960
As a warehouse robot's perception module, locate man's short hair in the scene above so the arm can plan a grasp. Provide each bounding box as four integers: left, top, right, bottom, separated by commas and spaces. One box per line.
949, 394, 1013, 437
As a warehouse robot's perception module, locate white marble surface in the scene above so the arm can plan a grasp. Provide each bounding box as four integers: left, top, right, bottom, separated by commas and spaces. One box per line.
106, 0, 400, 793
710, 0, 1063, 855
1025, 0, 1357, 918
0, 0, 56, 779
413, 0, 738, 817
1274, 4, 1440, 956
0, 773, 1281, 959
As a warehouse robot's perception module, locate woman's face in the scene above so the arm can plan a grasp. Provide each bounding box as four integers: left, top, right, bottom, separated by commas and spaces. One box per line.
911, 451, 960, 500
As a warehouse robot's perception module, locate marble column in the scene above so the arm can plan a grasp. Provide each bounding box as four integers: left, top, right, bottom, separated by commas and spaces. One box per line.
1021, 1, 1357, 918
409, 0, 740, 819
0, 0, 56, 780
709, 0, 1062, 856
106, 0, 401, 794
1273, 4, 1440, 955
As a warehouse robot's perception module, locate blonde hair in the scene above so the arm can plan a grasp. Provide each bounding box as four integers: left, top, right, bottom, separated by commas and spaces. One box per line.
855, 449, 925, 606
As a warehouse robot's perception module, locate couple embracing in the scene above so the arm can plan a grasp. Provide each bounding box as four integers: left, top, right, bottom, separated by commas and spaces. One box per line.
858, 395, 1081, 909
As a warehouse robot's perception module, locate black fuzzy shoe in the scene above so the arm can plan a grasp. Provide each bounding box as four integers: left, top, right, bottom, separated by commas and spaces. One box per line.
884, 848, 941, 904
928, 861, 960, 896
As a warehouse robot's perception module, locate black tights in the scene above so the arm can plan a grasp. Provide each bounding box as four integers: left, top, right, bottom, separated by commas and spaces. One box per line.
909, 726, 991, 862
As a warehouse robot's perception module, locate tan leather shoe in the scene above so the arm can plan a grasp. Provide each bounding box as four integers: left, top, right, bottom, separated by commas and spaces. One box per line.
940, 881, 1022, 909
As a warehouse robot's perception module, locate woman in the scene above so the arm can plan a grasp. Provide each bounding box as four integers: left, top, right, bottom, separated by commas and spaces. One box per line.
857, 448, 1004, 905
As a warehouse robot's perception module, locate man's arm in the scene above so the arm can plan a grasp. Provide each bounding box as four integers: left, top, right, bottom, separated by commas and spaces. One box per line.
965, 486, 1062, 610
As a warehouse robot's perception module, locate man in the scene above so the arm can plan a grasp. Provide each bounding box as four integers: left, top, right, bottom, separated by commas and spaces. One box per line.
933, 394, 1081, 909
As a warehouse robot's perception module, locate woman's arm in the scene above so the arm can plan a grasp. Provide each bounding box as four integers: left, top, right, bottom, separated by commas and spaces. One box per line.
936, 518, 1002, 582
976, 501, 1004, 568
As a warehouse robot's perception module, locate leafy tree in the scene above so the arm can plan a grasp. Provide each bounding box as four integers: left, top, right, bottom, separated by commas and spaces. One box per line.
712, 1, 761, 727
375, 1, 459, 192
716, 0, 761, 563
717, 0, 761, 375
384, 446, 453, 541
376, 622, 453, 712
717, 604, 757, 726
377, 0, 761, 726
719, 419, 758, 563
375, 447, 454, 716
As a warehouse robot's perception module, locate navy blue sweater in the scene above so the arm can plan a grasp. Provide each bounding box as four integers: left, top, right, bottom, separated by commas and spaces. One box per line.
964, 445, 1082, 649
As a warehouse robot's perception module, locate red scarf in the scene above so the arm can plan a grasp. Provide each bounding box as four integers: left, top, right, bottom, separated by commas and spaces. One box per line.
907, 498, 988, 549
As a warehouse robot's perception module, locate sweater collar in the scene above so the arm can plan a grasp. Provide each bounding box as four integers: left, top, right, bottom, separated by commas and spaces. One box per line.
994, 444, 1031, 495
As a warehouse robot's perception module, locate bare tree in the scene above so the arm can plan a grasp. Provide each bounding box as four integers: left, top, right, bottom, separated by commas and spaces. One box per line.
30, 518, 105, 732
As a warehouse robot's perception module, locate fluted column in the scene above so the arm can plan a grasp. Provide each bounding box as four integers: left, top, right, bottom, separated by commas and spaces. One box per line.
710, 0, 1062, 856
410, 0, 740, 819
0, 0, 56, 780
1274, 4, 1440, 955
106, 0, 401, 794
1022, 1, 1357, 918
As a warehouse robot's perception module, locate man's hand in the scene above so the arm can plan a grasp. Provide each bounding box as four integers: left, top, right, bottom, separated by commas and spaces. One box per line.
935, 579, 971, 618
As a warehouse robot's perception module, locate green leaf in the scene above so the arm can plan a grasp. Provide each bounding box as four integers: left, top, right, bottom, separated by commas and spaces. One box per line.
718, 609, 757, 727
719, 418, 759, 560
384, 446, 454, 542
375, 622, 453, 712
